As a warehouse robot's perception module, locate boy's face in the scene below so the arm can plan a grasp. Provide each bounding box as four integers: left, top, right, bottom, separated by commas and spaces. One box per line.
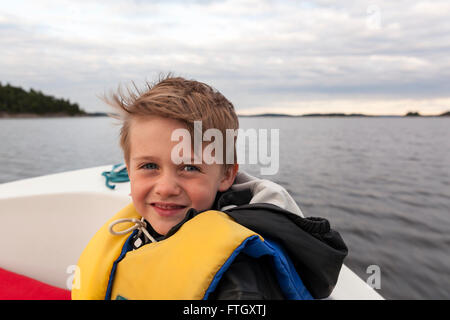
126, 115, 237, 235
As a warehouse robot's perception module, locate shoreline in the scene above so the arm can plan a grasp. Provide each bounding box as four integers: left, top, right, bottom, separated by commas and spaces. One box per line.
238, 114, 445, 118
0, 112, 448, 119
0, 112, 109, 119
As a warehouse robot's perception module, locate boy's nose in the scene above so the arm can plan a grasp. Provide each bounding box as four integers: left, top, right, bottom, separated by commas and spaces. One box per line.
154, 173, 181, 198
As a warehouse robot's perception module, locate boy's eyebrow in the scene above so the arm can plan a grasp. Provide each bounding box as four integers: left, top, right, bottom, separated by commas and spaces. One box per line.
132, 156, 159, 162
132, 155, 202, 164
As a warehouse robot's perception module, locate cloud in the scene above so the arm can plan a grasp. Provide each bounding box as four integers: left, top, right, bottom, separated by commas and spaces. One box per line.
0, 0, 449, 114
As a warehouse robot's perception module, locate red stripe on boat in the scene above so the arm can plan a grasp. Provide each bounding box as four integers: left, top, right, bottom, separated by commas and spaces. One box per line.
0, 267, 71, 300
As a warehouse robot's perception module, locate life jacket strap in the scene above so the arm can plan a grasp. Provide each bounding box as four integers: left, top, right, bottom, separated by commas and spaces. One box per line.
109, 217, 157, 244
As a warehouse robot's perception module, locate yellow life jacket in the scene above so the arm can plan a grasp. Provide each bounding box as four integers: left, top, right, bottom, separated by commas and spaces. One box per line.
72, 203, 313, 300
71, 203, 263, 300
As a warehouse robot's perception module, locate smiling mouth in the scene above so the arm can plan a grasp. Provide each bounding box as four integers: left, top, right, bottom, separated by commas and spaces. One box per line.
150, 202, 188, 216
151, 202, 187, 209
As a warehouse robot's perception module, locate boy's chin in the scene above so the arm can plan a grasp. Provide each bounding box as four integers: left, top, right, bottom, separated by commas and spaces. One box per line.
147, 213, 187, 236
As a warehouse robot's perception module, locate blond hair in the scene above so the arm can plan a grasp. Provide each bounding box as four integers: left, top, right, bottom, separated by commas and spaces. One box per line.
104, 74, 239, 171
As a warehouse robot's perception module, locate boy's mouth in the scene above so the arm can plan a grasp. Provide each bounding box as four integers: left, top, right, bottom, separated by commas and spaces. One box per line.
150, 202, 188, 217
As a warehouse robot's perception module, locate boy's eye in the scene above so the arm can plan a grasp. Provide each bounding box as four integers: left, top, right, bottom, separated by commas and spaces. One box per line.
183, 165, 200, 172
141, 163, 158, 170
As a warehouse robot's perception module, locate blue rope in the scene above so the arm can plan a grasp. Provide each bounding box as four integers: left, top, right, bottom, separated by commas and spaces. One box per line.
102, 163, 130, 190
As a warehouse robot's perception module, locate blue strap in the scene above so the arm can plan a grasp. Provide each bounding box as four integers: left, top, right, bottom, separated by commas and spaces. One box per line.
104, 230, 137, 300
203, 236, 313, 300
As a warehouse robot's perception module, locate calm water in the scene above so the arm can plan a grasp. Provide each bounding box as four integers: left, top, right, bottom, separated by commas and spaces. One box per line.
0, 116, 449, 299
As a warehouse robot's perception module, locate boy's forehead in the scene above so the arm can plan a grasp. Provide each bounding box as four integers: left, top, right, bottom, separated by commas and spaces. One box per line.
129, 115, 189, 144
131, 115, 187, 129
129, 116, 222, 163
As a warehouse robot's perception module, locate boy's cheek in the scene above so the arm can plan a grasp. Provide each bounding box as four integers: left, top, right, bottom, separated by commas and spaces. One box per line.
190, 187, 219, 211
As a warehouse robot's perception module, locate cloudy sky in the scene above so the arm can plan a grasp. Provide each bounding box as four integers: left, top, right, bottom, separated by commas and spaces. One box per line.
1, 0, 450, 115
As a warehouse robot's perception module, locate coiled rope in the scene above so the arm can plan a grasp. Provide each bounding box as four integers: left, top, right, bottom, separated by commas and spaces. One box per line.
102, 163, 130, 190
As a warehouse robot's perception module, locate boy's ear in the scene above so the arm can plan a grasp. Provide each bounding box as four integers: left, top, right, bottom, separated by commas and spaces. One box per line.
125, 161, 132, 196
125, 161, 130, 176
219, 164, 239, 192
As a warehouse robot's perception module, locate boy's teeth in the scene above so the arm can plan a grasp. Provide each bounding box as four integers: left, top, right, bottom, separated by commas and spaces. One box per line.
155, 204, 184, 209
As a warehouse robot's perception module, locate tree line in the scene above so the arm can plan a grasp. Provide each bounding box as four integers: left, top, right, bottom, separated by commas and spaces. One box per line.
0, 82, 86, 115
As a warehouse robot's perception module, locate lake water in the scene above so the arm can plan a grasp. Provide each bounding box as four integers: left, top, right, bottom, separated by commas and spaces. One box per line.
0, 116, 449, 299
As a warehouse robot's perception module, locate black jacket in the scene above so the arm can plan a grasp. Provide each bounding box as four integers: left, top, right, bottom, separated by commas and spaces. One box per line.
212, 188, 348, 299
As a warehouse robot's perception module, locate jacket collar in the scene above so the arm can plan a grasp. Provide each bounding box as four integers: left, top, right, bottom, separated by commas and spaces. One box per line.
220, 171, 305, 217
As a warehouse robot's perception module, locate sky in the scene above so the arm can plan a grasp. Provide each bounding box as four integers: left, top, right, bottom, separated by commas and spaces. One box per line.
1, 0, 450, 115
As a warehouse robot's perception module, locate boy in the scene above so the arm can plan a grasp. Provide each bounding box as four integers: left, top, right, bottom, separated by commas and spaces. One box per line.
115, 77, 240, 237
72, 75, 347, 300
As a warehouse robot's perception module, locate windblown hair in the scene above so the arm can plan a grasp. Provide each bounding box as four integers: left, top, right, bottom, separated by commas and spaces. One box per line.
104, 73, 239, 170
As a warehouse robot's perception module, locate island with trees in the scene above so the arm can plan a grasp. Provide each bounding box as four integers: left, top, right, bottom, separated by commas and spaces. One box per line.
0, 82, 88, 117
